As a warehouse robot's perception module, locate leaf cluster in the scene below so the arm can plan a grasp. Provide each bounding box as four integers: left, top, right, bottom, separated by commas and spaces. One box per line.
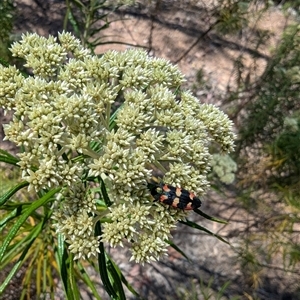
0, 0, 14, 61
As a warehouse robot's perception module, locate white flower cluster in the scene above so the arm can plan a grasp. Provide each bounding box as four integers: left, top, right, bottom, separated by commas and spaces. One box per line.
210, 154, 237, 184
283, 117, 299, 133
0, 32, 235, 263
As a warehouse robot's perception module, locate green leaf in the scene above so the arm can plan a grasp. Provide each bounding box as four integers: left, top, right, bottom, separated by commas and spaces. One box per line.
0, 222, 43, 267
57, 251, 79, 300
55, 233, 69, 297
0, 148, 19, 165
77, 261, 102, 300
179, 219, 229, 244
95, 221, 119, 299
100, 177, 112, 207
68, 254, 80, 300
0, 188, 60, 263
56, 233, 65, 270
108, 256, 141, 299
65, 7, 80, 38
0, 233, 37, 294
0, 148, 18, 159
0, 181, 29, 206
106, 257, 126, 300
0, 57, 10, 67
165, 239, 190, 261
109, 104, 123, 131
0, 205, 28, 232
70, 0, 85, 8
193, 208, 228, 224
216, 281, 232, 300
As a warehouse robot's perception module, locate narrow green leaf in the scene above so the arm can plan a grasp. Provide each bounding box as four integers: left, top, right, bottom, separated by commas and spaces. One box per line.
216, 281, 231, 299
0, 148, 19, 159
0, 149, 20, 165
55, 234, 69, 296
95, 221, 119, 299
0, 224, 41, 294
92, 40, 147, 48
89, 21, 109, 33
109, 104, 123, 131
89, 22, 110, 36
1, 222, 43, 267
56, 233, 65, 270
36, 242, 43, 296
106, 257, 126, 300
0, 188, 60, 263
0, 253, 24, 294
0, 155, 19, 165
108, 256, 141, 298
68, 254, 80, 300
77, 262, 102, 300
70, 0, 85, 8
0, 206, 27, 232
193, 208, 228, 224
165, 239, 190, 261
100, 177, 112, 207
0, 181, 29, 206
21, 258, 35, 300
67, 9, 80, 37
179, 219, 229, 244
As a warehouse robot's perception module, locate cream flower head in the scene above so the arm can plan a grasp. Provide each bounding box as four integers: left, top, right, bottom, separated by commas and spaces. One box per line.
0, 32, 235, 263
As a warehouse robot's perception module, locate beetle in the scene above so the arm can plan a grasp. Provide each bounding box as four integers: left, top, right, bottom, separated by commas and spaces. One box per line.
149, 183, 201, 210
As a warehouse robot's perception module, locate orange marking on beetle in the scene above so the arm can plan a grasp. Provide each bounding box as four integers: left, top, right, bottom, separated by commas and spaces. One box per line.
172, 197, 180, 207
175, 187, 182, 197
162, 184, 171, 193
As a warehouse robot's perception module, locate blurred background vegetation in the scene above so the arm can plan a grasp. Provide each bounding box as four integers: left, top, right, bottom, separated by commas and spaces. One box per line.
0, 0, 299, 299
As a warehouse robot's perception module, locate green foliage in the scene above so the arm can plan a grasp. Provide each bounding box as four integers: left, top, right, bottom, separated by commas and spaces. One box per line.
279, 0, 300, 11
222, 9, 300, 293
214, 1, 250, 35
269, 115, 300, 186
173, 276, 239, 300
0, 0, 14, 61
0, 0, 14, 41
63, 0, 135, 51
238, 23, 300, 146
187, 0, 300, 296
285, 244, 300, 267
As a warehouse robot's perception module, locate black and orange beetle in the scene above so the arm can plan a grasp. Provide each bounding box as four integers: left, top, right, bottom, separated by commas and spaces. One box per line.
149, 183, 202, 211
